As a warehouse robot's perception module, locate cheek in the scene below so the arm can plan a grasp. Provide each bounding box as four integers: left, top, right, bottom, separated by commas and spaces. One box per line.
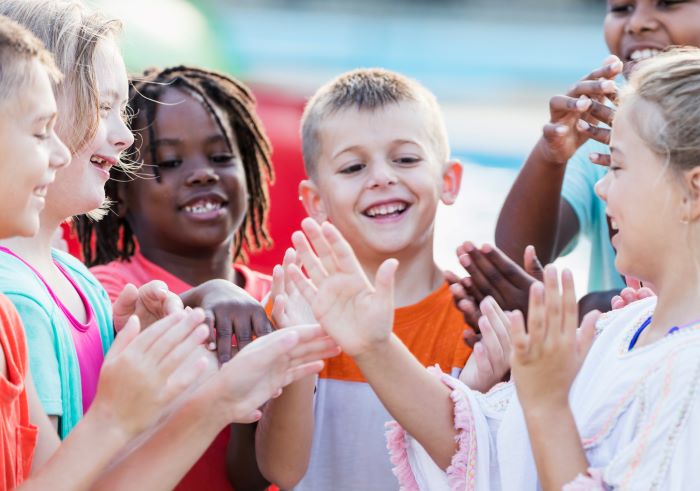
603, 16, 622, 55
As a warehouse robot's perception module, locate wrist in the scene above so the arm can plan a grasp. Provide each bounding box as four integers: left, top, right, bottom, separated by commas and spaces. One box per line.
534, 136, 570, 168
352, 334, 396, 367
191, 378, 234, 430
84, 400, 136, 446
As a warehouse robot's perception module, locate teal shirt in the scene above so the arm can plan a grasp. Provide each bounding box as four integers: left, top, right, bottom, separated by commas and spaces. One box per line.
0, 249, 113, 438
561, 139, 625, 293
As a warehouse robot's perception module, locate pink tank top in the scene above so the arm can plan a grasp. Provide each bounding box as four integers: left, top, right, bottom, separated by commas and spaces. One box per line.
0, 247, 104, 412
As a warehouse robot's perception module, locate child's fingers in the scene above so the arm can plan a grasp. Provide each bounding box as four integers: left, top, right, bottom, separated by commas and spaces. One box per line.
575, 120, 611, 145
567, 79, 617, 99
523, 245, 544, 282
582, 56, 623, 82
292, 230, 327, 286
481, 297, 511, 353
271, 294, 288, 327
481, 243, 533, 290
320, 222, 366, 276
542, 266, 561, 344
147, 308, 206, 364
477, 315, 505, 368
457, 298, 482, 332
449, 281, 468, 303
625, 276, 642, 290
463, 246, 509, 307
287, 338, 341, 366
287, 264, 319, 307
637, 287, 655, 300
375, 258, 399, 305
163, 354, 209, 400
542, 122, 570, 143
158, 325, 210, 375
299, 220, 339, 276
506, 310, 529, 360
271, 264, 284, 301
549, 94, 592, 120
589, 152, 611, 167
472, 342, 494, 381
586, 99, 615, 127
235, 409, 264, 425
561, 269, 579, 340
282, 248, 300, 294
112, 283, 140, 332
444, 269, 462, 286
126, 309, 188, 354
108, 315, 141, 357
611, 295, 624, 310
282, 361, 325, 387
577, 310, 601, 359
526, 282, 546, 355
620, 288, 637, 306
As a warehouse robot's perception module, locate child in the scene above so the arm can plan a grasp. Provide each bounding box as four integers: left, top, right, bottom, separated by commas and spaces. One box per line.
290, 47, 700, 489
80, 65, 276, 490
256, 69, 510, 490
495, 1, 700, 315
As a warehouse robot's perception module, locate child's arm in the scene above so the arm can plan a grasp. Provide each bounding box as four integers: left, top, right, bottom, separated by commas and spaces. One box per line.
93, 324, 338, 491
23, 310, 210, 490
226, 424, 269, 491
495, 58, 622, 264
255, 249, 325, 489
287, 219, 459, 469
508, 266, 600, 490
179, 279, 273, 364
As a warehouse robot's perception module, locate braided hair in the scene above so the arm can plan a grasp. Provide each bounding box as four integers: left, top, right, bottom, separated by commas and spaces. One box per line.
75, 65, 274, 267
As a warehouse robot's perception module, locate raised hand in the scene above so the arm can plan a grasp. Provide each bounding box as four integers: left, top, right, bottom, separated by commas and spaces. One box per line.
206, 324, 340, 423
538, 56, 622, 167
507, 266, 600, 408
180, 279, 273, 364
92, 308, 210, 437
112, 280, 183, 332
270, 248, 316, 328
459, 297, 512, 392
611, 276, 656, 310
287, 218, 397, 357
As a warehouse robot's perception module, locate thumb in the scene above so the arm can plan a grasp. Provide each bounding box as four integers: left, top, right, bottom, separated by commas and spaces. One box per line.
577, 310, 600, 359
108, 315, 141, 358
112, 283, 139, 331
375, 258, 398, 302
524, 245, 544, 282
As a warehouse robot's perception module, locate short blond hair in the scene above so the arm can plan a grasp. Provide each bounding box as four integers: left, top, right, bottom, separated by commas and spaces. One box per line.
301, 68, 449, 178
0, 14, 61, 106
0, 0, 121, 153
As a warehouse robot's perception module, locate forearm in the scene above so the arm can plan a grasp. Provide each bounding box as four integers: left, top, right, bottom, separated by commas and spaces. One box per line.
23, 409, 130, 491
94, 389, 226, 491
255, 376, 315, 489
353, 335, 457, 469
522, 402, 588, 491
226, 423, 269, 491
495, 139, 567, 264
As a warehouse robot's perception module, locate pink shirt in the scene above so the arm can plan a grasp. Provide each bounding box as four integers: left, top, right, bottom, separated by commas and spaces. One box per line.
0, 247, 103, 413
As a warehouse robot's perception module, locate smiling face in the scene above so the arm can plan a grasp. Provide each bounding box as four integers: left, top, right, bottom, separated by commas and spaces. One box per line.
300, 101, 461, 263
0, 59, 70, 238
595, 100, 688, 283
604, 0, 700, 73
45, 37, 133, 223
121, 86, 248, 256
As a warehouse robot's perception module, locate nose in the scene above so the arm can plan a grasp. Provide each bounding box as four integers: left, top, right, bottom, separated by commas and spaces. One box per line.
50, 131, 71, 170
625, 4, 659, 35
594, 172, 610, 203
366, 160, 397, 189
109, 115, 135, 151
186, 166, 220, 186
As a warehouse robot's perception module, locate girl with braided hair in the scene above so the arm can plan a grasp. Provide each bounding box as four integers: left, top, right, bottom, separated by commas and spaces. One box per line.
80, 65, 279, 491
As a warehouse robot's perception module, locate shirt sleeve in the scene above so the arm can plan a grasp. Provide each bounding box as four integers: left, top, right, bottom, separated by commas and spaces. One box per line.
560, 140, 608, 255
6, 293, 62, 416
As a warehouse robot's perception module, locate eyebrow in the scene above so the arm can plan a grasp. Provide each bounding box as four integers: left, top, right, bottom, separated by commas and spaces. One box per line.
153, 135, 229, 147
609, 146, 624, 157
100, 89, 124, 103
33, 112, 56, 125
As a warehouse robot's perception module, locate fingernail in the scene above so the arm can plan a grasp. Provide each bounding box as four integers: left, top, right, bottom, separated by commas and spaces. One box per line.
608, 60, 623, 71
590, 152, 599, 161
576, 120, 590, 131
575, 96, 590, 110
460, 255, 471, 267
601, 80, 615, 91
555, 125, 567, 135
481, 244, 492, 253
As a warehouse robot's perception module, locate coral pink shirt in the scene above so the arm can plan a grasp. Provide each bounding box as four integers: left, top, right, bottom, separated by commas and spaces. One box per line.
90, 250, 272, 491
0, 294, 37, 489
0, 247, 103, 413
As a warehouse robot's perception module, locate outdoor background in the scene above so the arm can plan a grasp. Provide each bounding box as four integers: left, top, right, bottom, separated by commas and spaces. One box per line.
92, 0, 613, 291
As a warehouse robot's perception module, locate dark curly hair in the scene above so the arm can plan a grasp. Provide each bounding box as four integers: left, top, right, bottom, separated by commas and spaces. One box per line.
75, 65, 274, 266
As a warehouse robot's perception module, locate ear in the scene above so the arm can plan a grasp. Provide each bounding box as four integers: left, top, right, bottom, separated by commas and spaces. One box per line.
439, 160, 463, 206
299, 179, 329, 222
684, 167, 700, 222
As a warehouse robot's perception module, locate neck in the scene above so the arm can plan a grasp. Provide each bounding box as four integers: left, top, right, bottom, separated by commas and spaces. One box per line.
138, 241, 238, 288
648, 271, 700, 335
0, 217, 62, 273
358, 241, 443, 308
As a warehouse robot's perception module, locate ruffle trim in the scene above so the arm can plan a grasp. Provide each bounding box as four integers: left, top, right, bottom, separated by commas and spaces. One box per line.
385, 365, 477, 491
562, 468, 606, 490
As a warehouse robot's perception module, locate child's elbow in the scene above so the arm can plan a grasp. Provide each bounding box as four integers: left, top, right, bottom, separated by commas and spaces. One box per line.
259, 457, 309, 490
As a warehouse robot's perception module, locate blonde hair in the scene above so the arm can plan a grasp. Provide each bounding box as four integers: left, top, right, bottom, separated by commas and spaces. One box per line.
0, 0, 121, 154
300, 68, 449, 178
622, 47, 700, 177
0, 14, 61, 108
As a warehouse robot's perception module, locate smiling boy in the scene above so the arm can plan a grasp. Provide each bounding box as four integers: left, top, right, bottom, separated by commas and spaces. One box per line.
257, 68, 482, 490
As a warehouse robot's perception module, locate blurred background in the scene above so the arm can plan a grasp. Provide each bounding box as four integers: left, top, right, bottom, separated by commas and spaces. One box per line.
91, 0, 612, 290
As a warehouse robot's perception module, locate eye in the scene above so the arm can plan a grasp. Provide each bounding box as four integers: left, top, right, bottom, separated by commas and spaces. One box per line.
609, 165, 623, 174
339, 163, 365, 174
658, 0, 687, 8
211, 154, 235, 165
154, 159, 182, 169
608, 1, 634, 14
394, 156, 421, 165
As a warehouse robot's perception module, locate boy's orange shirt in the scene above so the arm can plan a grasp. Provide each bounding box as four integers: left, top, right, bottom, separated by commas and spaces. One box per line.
320, 282, 471, 382
0, 294, 38, 489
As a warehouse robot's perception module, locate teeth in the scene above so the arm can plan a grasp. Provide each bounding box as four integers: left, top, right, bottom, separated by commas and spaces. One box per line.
90, 155, 109, 168
365, 202, 407, 217
183, 200, 222, 214
630, 49, 660, 61
610, 219, 619, 231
